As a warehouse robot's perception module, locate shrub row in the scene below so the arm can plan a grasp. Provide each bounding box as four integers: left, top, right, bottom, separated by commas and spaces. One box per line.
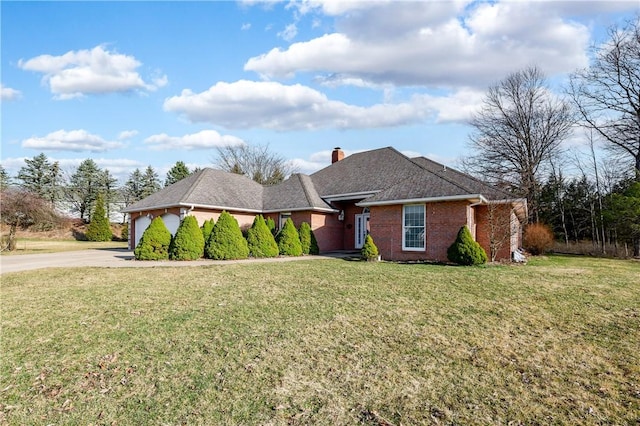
134, 212, 320, 261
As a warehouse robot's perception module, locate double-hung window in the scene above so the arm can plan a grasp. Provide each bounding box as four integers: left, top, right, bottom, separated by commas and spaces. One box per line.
403, 204, 425, 251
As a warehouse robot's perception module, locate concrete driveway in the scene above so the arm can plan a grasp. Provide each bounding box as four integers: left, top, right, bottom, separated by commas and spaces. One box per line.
0, 248, 345, 274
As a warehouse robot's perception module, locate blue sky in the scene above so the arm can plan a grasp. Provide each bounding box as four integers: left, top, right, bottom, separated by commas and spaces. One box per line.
1, 0, 638, 183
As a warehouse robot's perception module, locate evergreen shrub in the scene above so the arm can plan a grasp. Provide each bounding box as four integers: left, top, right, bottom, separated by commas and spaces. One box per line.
169, 215, 205, 260
447, 225, 488, 265
205, 211, 249, 260
201, 218, 215, 242
361, 234, 379, 261
524, 223, 554, 255
86, 194, 113, 242
265, 217, 276, 235
298, 222, 312, 255
276, 218, 303, 256
309, 229, 320, 255
121, 222, 129, 242
247, 215, 279, 258
134, 217, 172, 260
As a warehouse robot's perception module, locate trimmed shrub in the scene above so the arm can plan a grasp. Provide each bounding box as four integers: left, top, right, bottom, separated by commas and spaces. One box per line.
276, 218, 303, 256
309, 228, 320, 255
134, 217, 172, 260
524, 222, 554, 255
447, 225, 488, 266
205, 211, 249, 260
201, 218, 215, 242
298, 222, 312, 255
247, 215, 279, 258
361, 234, 379, 261
86, 194, 113, 242
169, 215, 205, 260
265, 217, 276, 236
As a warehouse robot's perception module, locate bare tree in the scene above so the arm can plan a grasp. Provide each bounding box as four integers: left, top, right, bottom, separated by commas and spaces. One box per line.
486, 203, 514, 262
214, 143, 295, 185
568, 16, 640, 181
0, 188, 60, 251
467, 66, 574, 222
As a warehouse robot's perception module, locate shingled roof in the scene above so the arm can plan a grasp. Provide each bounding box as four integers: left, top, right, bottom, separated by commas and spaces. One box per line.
123, 147, 519, 214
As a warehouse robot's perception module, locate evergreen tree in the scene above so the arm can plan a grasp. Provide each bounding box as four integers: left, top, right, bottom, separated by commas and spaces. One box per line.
276, 218, 302, 256
265, 217, 276, 235
298, 222, 313, 255
121, 222, 129, 242
169, 216, 205, 260
205, 211, 249, 260
201, 218, 215, 242
123, 168, 144, 205
67, 159, 103, 221
604, 181, 640, 257
141, 166, 161, 198
247, 215, 279, 258
134, 217, 172, 260
447, 226, 488, 266
309, 228, 320, 255
16, 153, 62, 203
0, 165, 11, 190
86, 194, 113, 242
361, 234, 379, 261
165, 161, 191, 186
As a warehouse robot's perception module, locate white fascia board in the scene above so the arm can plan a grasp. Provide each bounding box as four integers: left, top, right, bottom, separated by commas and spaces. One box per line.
323, 191, 380, 202
357, 194, 487, 207
124, 202, 338, 215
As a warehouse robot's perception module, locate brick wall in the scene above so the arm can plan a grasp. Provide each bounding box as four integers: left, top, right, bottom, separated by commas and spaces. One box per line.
369, 201, 472, 262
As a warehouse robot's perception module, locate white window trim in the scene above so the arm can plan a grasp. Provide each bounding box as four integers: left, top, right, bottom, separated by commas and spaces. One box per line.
402, 204, 426, 251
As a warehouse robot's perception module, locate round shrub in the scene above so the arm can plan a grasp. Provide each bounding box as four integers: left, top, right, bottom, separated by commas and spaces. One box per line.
361, 234, 379, 261
447, 225, 488, 265
86, 194, 113, 242
205, 211, 249, 260
201, 218, 215, 242
169, 215, 205, 260
276, 218, 303, 256
134, 216, 172, 260
524, 222, 554, 255
247, 215, 279, 258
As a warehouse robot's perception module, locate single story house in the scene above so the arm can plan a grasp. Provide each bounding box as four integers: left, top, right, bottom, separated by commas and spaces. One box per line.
122, 147, 527, 262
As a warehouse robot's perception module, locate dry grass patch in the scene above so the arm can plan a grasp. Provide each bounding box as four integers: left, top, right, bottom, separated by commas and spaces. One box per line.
1, 239, 127, 255
1, 256, 638, 425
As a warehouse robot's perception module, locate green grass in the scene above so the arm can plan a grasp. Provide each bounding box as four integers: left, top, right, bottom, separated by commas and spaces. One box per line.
1, 256, 638, 425
1, 239, 127, 255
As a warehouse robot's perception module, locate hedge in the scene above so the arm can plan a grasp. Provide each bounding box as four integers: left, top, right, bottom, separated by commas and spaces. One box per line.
169, 215, 205, 260
134, 217, 172, 260
205, 211, 249, 260
247, 215, 279, 258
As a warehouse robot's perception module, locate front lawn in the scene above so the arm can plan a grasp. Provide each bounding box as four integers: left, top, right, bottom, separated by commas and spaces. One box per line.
0, 239, 127, 255
1, 256, 638, 424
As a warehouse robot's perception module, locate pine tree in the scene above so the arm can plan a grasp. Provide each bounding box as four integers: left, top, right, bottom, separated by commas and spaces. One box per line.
169, 216, 205, 260
205, 211, 249, 260
447, 226, 488, 266
67, 159, 103, 221
276, 218, 303, 256
141, 166, 161, 198
124, 168, 144, 205
16, 153, 62, 203
134, 217, 172, 260
247, 215, 279, 258
0, 165, 11, 190
86, 194, 113, 242
165, 161, 191, 186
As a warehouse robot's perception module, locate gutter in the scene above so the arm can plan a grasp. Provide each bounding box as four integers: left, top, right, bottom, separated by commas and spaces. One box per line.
357, 193, 488, 207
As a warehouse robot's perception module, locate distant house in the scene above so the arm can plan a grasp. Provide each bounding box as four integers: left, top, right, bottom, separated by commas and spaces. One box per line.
122, 147, 527, 262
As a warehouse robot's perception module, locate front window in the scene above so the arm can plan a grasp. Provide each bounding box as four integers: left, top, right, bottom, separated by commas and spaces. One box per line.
279, 212, 291, 230
403, 204, 425, 251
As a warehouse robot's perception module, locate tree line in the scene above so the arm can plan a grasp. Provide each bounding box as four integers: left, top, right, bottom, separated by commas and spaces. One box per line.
465, 17, 639, 257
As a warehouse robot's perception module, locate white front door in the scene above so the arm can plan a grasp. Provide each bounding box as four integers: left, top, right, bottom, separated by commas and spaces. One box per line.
355, 213, 370, 249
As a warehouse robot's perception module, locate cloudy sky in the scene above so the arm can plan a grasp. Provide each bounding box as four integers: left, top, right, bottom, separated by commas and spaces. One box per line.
1, 1, 637, 183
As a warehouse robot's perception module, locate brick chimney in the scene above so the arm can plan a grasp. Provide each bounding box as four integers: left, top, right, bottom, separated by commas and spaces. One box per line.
331, 147, 344, 164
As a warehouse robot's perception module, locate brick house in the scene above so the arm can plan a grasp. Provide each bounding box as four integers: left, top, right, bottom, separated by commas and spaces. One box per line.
123, 147, 527, 262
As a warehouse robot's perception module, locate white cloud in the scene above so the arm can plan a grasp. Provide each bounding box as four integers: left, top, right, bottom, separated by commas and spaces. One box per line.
164, 80, 434, 130
289, 148, 365, 174
245, 1, 590, 88
21, 129, 123, 152
278, 23, 298, 41
241, 22, 252, 30
18, 45, 167, 99
117, 130, 139, 140
144, 130, 245, 151
1, 84, 22, 101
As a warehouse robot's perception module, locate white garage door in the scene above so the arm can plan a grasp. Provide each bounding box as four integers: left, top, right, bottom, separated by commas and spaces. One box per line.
134, 216, 151, 248
161, 213, 180, 236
